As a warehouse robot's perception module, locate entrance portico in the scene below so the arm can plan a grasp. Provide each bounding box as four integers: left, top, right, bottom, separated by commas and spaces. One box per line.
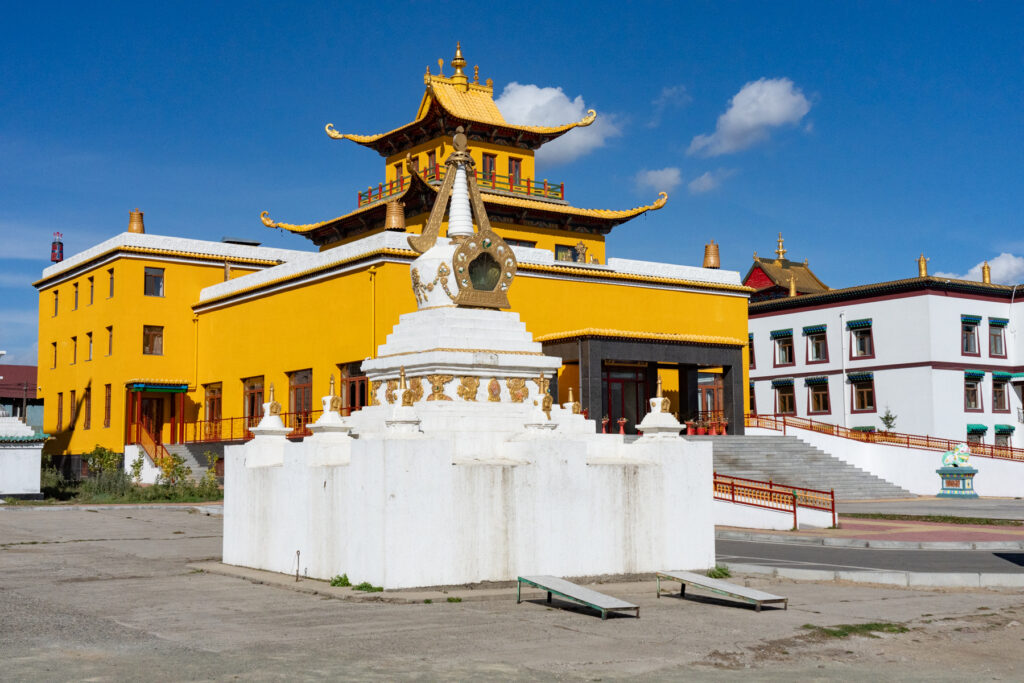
539, 331, 746, 434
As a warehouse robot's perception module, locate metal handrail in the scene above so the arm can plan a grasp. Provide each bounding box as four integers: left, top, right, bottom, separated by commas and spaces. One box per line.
357, 168, 565, 206
713, 471, 836, 528
746, 413, 1024, 462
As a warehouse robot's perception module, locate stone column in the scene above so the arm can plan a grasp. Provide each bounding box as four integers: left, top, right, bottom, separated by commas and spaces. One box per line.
721, 357, 745, 435
676, 364, 699, 423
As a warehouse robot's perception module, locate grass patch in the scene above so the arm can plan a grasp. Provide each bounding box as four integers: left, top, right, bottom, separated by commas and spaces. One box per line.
423, 599, 432, 604
842, 513, 1022, 526
446, 597, 462, 603
352, 582, 383, 593
329, 573, 351, 587
706, 565, 732, 579
801, 622, 909, 639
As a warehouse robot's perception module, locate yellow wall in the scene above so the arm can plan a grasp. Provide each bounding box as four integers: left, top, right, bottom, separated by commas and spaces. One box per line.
194, 258, 747, 423
36, 256, 260, 455
385, 138, 536, 186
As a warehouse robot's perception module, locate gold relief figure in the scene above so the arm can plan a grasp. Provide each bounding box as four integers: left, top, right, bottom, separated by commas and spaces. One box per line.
401, 377, 424, 406
567, 386, 582, 415
457, 376, 479, 401
411, 265, 453, 304
369, 380, 381, 406
329, 395, 343, 413
532, 373, 550, 396
487, 377, 501, 402
411, 268, 430, 304
268, 383, 281, 416
541, 393, 554, 420
506, 378, 528, 403
573, 241, 588, 262
385, 379, 399, 404
426, 375, 454, 401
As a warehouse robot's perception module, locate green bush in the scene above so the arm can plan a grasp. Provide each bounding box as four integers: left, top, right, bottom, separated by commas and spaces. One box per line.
352, 582, 383, 593
706, 565, 731, 579
329, 574, 351, 587
86, 445, 122, 474
79, 468, 133, 498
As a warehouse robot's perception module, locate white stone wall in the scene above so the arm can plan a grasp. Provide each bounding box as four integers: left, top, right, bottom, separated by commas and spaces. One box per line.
749, 291, 1023, 443
223, 420, 716, 589
0, 443, 42, 496
713, 499, 833, 530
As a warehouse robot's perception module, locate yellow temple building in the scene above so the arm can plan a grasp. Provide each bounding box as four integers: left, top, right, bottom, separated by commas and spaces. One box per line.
35, 45, 752, 468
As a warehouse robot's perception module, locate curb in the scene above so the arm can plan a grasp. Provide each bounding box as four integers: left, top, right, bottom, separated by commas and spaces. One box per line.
716, 529, 1024, 551
0, 503, 224, 515
725, 562, 1024, 588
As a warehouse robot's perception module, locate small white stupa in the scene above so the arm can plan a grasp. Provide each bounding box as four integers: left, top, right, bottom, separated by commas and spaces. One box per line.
223, 131, 715, 589
0, 350, 45, 500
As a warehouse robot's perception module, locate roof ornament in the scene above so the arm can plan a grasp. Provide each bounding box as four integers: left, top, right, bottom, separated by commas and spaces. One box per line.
753, 250, 758, 260
918, 253, 929, 278
702, 240, 720, 269
788, 274, 797, 297
128, 208, 145, 234
982, 261, 991, 284
451, 42, 466, 75
473, 65, 479, 84
775, 232, 786, 260
437, 58, 444, 77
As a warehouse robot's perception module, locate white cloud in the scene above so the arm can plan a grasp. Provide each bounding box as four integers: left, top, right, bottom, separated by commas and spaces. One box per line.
688, 78, 811, 157
687, 169, 736, 194
648, 85, 691, 128
634, 167, 682, 193
495, 82, 621, 165
935, 253, 1024, 285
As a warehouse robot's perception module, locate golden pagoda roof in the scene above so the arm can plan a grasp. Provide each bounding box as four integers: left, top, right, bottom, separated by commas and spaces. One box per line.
744, 256, 830, 295
325, 45, 596, 156
260, 170, 668, 246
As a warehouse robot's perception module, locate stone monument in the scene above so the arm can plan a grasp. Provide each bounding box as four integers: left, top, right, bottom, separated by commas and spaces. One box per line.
223, 131, 716, 588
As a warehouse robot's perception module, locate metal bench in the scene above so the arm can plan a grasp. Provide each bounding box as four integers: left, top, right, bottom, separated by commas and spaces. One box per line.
656, 570, 787, 612
517, 575, 639, 620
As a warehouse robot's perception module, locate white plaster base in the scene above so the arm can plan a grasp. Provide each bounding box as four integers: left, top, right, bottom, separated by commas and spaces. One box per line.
0, 442, 43, 496
223, 425, 715, 589
713, 499, 834, 530
123, 445, 161, 485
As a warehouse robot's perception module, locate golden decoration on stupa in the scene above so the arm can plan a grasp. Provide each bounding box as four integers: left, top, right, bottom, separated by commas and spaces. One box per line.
775, 232, 787, 260
918, 253, 929, 278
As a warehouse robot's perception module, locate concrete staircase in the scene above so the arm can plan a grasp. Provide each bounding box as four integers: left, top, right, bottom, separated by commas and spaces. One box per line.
686, 435, 914, 501
163, 443, 224, 483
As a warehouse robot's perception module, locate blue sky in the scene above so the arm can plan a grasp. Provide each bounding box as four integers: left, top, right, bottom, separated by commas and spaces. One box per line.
2, 1, 1022, 364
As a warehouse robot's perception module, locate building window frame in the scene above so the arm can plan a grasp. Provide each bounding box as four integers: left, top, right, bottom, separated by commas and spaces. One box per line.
70, 390, 76, 426
83, 387, 91, 430
144, 267, 165, 297
808, 382, 831, 415
748, 335, 756, 369
806, 331, 829, 364
775, 384, 796, 415
142, 325, 164, 355
964, 377, 983, 412
106, 326, 113, 355
289, 369, 313, 428
53, 290, 59, 317
70, 336, 77, 365
851, 379, 876, 413
56, 392, 63, 431
86, 331, 93, 361
961, 315, 981, 357
107, 268, 114, 298
243, 376, 265, 427
73, 282, 79, 310
850, 328, 874, 360
749, 384, 757, 414
993, 379, 1009, 413
482, 153, 497, 182
103, 384, 111, 428
508, 156, 522, 187
990, 325, 1007, 358
51, 342, 57, 369
774, 335, 795, 367
88, 276, 94, 305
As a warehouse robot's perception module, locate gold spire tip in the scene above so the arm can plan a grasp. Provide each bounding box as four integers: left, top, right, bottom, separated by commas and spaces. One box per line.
775, 232, 787, 259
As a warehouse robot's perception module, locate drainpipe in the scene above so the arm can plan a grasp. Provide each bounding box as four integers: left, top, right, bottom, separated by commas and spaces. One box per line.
839, 311, 848, 428
369, 266, 379, 358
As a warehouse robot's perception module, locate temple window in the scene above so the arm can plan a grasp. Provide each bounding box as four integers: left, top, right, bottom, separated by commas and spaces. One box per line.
852, 379, 875, 412
70, 390, 76, 424
749, 385, 757, 413
53, 290, 58, 316
508, 157, 522, 187
86, 332, 93, 361
73, 282, 79, 310
70, 336, 77, 364
56, 392, 63, 431
88, 276, 94, 305
83, 387, 91, 430
107, 268, 115, 298
851, 329, 873, 358
748, 335, 756, 369
990, 324, 1006, 357
242, 377, 264, 427
555, 245, 578, 262
504, 238, 536, 249
809, 382, 830, 414
996, 432, 1011, 448
482, 153, 497, 181
51, 342, 57, 369
142, 326, 164, 355
993, 380, 1009, 412
776, 385, 796, 415
964, 378, 981, 411
144, 267, 165, 297
289, 369, 313, 429
205, 383, 223, 435
426, 150, 437, 178
338, 363, 368, 415
775, 335, 794, 366
806, 327, 828, 363
103, 384, 111, 428
106, 326, 113, 355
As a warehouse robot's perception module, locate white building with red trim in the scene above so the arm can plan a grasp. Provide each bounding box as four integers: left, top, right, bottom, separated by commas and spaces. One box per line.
746, 255, 1021, 447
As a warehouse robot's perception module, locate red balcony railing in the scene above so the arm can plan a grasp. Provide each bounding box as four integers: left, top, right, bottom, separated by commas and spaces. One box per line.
357, 168, 565, 207
180, 410, 324, 444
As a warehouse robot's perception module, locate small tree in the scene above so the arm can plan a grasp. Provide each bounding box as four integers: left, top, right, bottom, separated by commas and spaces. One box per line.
879, 406, 897, 432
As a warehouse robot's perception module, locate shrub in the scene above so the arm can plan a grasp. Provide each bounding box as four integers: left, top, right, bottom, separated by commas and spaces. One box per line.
156, 453, 192, 486
329, 574, 351, 587
706, 565, 731, 579
129, 452, 144, 484
352, 582, 383, 593
86, 445, 122, 474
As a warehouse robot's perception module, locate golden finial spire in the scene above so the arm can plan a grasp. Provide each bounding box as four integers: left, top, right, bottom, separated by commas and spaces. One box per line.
775, 232, 787, 260
982, 261, 991, 284
437, 58, 444, 77
450, 42, 467, 88
788, 274, 797, 297
329, 374, 335, 397
473, 65, 479, 84
656, 375, 664, 398
753, 250, 758, 260
917, 253, 929, 278
269, 383, 275, 403
399, 366, 407, 391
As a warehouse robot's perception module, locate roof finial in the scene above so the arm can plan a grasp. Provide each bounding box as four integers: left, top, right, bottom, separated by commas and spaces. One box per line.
788, 274, 797, 297
775, 232, 787, 260
128, 208, 145, 234
437, 58, 444, 77
473, 65, 479, 84
982, 261, 991, 284
450, 42, 468, 88
917, 253, 929, 278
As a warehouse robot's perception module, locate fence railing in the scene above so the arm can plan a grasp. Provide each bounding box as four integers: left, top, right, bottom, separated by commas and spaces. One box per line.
745, 413, 1024, 462
357, 168, 565, 206
180, 410, 324, 444
713, 472, 836, 528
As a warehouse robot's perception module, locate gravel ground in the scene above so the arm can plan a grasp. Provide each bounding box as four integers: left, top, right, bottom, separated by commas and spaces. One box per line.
2, 507, 1024, 681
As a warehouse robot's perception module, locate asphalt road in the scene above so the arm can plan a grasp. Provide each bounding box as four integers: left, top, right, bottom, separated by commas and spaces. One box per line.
838, 498, 1024, 520
718, 539, 1024, 573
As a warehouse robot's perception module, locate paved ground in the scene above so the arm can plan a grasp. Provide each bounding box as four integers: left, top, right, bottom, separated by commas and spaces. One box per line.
4, 508, 1024, 680
839, 497, 1024, 520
